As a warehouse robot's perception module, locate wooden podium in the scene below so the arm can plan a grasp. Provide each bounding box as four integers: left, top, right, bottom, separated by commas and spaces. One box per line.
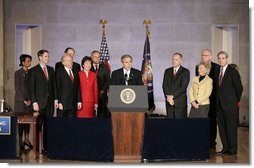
108, 85, 148, 162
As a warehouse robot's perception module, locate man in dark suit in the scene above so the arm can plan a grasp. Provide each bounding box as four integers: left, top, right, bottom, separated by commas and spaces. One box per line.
55, 54, 82, 117
195, 49, 220, 149
162, 52, 190, 118
55, 47, 81, 72
28, 49, 58, 153
90, 50, 110, 118
215, 51, 243, 156
110, 54, 143, 85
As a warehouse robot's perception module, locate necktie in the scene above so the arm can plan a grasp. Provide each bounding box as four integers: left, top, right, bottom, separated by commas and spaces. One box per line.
43, 66, 48, 80
95, 65, 99, 74
173, 68, 177, 77
69, 69, 74, 82
219, 67, 223, 86
125, 73, 129, 85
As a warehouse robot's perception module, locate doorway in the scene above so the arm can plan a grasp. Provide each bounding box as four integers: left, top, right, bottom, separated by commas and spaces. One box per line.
15, 25, 41, 69
211, 24, 239, 65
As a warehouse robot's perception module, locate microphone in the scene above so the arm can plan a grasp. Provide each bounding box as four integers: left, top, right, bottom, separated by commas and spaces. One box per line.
0, 100, 13, 113
124, 73, 129, 85
124, 73, 128, 80
4, 101, 13, 113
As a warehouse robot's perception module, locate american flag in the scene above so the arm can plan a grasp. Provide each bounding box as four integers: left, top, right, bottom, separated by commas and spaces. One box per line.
100, 33, 111, 72
141, 35, 155, 112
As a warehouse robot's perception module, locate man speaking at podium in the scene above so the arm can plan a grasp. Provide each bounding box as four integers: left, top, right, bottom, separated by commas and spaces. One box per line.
110, 54, 143, 85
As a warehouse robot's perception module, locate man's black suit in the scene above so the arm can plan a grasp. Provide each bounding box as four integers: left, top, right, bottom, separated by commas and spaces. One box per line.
28, 64, 57, 151
110, 68, 143, 85
55, 67, 81, 117
162, 66, 190, 118
195, 62, 220, 148
215, 65, 243, 154
91, 63, 110, 118
55, 61, 81, 72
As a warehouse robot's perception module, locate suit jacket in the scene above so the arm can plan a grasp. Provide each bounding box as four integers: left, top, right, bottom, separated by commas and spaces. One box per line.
28, 64, 57, 110
78, 71, 98, 104
162, 66, 190, 108
55, 67, 81, 110
189, 75, 213, 105
195, 62, 220, 105
215, 64, 243, 112
110, 67, 143, 85
90, 63, 110, 92
55, 61, 81, 72
14, 68, 30, 112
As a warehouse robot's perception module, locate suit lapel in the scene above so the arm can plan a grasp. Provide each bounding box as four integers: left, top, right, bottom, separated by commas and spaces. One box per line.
174, 66, 182, 79
169, 68, 174, 78
198, 75, 207, 85
121, 68, 125, 85
221, 65, 229, 86
63, 68, 73, 82
37, 64, 48, 82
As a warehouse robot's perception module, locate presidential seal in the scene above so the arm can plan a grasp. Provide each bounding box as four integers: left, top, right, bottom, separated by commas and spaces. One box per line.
120, 88, 136, 104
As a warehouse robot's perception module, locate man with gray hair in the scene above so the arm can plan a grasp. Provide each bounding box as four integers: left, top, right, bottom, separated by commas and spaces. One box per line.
55, 54, 82, 117
162, 52, 190, 118
195, 49, 220, 149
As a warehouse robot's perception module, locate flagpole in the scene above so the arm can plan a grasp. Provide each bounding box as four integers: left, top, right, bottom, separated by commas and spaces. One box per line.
99, 19, 111, 73
143, 19, 151, 38
142, 19, 155, 113
143, 19, 151, 61
99, 19, 108, 36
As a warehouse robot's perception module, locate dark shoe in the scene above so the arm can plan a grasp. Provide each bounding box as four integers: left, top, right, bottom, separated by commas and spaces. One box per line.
216, 149, 229, 156
228, 150, 237, 155
20, 144, 25, 150
41, 149, 47, 155
24, 141, 33, 149
210, 145, 216, 150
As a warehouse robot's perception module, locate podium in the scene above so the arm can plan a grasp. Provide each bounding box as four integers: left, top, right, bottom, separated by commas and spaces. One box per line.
108, 85, 148, 162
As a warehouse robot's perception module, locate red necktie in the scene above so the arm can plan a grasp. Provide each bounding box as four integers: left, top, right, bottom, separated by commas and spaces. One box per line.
219, 67, 223, 86
43, 66, 48, 80
69, 69, 74, 82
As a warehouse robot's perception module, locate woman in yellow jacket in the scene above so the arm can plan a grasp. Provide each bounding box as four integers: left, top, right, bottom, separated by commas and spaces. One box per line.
189, 62, 213, 118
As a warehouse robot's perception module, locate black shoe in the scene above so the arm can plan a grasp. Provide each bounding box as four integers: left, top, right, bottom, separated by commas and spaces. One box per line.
41, 149, 47, 155
20, 144, 25, 150
24, 141, 33, 149
216, 149, 229, 156
210, 145, 216, 150
228, 150, 237, 155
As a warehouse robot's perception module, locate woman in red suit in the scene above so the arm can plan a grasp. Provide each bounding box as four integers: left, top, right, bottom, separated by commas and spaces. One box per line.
76, 56, 98, 118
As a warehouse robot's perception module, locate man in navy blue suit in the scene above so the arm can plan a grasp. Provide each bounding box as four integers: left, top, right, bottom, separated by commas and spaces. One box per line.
215, 51, 243, 156
195, 49, 220, 149
55, 54, 82, 117
162, 52, 190, 118
110, 54, 143, 86
28, 49, 58, 153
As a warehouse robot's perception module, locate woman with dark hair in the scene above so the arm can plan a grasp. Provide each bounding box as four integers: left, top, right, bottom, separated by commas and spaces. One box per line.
14, 54, 33, 150
76, 56, 98, 118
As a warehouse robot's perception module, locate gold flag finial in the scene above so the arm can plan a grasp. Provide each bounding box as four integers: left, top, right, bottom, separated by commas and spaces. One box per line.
99, 19, 108, 35
143, 19, 151, 38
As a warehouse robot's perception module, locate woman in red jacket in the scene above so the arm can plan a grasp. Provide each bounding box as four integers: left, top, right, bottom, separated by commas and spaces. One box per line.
76, 56, 98, 118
